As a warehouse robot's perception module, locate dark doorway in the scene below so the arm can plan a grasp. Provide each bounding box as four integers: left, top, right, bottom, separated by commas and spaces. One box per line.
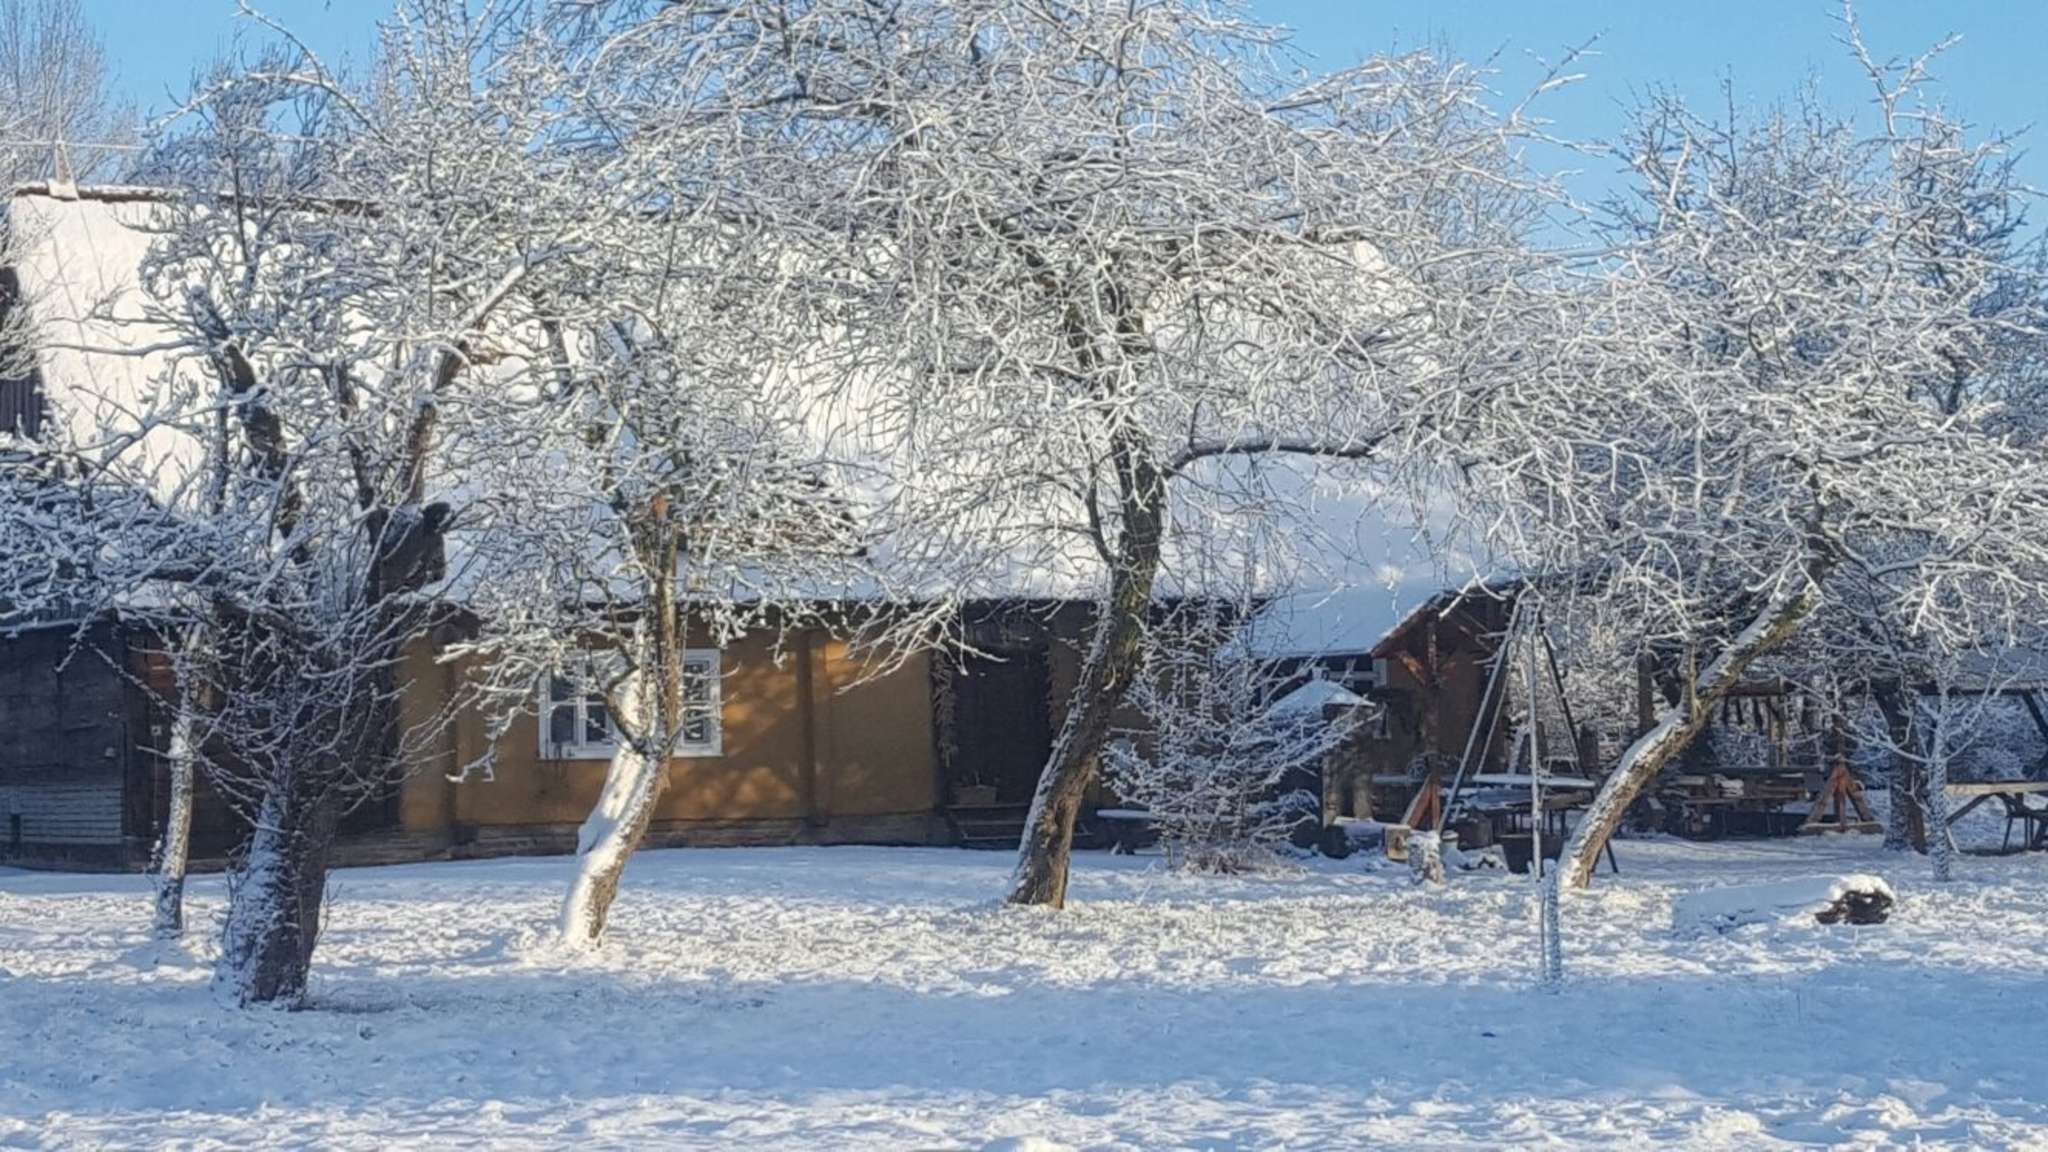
948, 649, 1056, 804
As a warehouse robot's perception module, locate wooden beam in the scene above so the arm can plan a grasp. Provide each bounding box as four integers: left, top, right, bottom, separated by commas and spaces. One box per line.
2021, 690, 2048, 743
1401, 766, 1443, 832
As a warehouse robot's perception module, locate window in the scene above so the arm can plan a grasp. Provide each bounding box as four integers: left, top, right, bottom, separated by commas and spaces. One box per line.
541, 650, 722, 760
676, 652, 722, 754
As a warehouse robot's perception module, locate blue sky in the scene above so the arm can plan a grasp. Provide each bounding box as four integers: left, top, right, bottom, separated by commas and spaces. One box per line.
80, 0, 2048, 202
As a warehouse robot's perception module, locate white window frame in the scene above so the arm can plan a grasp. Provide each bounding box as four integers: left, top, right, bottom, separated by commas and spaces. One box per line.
674, 650, 724, 758
540, 649, 723, 760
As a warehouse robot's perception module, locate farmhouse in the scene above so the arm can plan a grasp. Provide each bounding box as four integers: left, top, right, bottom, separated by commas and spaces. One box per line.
0, 184, 1226, 868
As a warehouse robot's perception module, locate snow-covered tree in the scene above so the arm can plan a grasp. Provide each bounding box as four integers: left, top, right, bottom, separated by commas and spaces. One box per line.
0, 3, 606, 1004
1447, 21, 2048, 890
1103, 599, 1359, 873
335, 0, 886, 949
632, 0, 1553, 906
454, 238, 870, 948
0, 0, 135, 185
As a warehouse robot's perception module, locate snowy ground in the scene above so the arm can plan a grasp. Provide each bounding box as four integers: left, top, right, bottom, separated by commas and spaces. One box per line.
5, 833, 2048, 1150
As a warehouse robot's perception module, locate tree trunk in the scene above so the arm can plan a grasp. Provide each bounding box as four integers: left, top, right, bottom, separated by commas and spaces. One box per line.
1558, 575, 1822, 889
1925, 705, 1954, 882
151, 695, 196, 937
560, 671, 670, 946
213, 768, 340, 1007
1006, 572, 1155, 907
1873, 681, 1926, 853
1008, 446, 1164, 909
560, 512, 684, 946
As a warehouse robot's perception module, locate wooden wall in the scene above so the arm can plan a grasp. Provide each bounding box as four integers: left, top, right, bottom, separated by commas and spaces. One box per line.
395, 627, 944, 850
1324, 599, 1512, 819
0, 618, 959, 870
0, 622, 149, 867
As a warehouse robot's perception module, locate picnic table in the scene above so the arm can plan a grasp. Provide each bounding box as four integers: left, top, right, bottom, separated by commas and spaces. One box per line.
1465, 773, 1598, 791
1456, 774, 1598, 836
1944, 780, 2048, 852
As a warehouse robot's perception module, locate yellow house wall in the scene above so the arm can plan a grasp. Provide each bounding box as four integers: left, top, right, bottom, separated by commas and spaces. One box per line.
814, 638, 938, 816
398, 631, 938, 832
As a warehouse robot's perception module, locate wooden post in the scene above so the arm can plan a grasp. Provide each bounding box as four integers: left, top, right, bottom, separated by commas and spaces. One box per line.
1800, 715, 1879, 834
1401, 765, 1443, 832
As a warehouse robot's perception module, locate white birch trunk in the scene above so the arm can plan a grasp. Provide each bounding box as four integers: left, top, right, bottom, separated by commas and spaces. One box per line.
151, 697, 195, 937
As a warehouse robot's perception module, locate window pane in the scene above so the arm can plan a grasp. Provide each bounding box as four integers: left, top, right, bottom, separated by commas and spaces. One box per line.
680, 656, 718, 748
584, 691, 611, 745
682, 661, 713, 707
547, 702, 577, 748
682, 712, 711, 746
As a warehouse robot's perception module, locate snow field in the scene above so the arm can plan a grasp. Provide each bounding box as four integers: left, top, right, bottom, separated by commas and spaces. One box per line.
4, 838, 2048, 1149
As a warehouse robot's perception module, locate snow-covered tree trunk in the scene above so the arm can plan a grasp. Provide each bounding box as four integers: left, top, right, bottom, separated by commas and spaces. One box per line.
560, 509, 685, 947
212, 767, 340, 1008
1925, 705, 1955, 883
1006, 592, 1151, 908
1008, 447, 1163, 909
559, 671, 668, 947
1559, 573, 1823, 889
150, 688, 196, 937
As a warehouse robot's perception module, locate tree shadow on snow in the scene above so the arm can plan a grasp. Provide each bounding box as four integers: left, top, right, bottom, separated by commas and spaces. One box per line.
9, 957, 2048, 1145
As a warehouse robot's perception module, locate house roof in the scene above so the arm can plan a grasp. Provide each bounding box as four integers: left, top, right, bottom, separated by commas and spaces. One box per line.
9, 183, 1468, 622
5, 185, 198, 492
1229, 479, 1494, 661
1364, 577, 1520, 659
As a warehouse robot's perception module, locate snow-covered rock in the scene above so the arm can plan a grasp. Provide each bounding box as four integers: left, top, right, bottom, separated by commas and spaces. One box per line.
1674, 874, 1897, 931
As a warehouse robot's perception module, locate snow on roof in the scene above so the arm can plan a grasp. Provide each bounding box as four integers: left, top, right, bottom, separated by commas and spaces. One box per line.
1228, 473, 1491, 660
7, 185, 199, 493
1266, 677, 1366, 716
8, 184, 1475, 617
1236, 584, 1425, 660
